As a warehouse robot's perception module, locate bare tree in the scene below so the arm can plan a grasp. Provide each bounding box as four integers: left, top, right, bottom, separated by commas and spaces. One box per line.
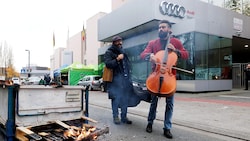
0, 41, 17, 78
224, 0, 250, 16
0, 41, 12, 67
0, 42, 2, 67
243, 0, 250, 16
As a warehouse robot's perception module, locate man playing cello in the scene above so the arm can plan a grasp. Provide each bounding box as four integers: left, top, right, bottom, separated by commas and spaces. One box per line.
140, 20, 189, 139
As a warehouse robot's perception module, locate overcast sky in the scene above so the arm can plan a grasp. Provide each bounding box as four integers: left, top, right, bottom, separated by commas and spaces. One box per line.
0, 0, 111, 72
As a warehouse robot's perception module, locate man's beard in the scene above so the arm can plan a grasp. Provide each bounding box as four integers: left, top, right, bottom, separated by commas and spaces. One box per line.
117, 43, 122, 48
158, 31, 169, 39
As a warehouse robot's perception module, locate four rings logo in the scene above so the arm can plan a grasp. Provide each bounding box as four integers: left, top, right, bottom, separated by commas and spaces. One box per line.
159, 1, 186, 19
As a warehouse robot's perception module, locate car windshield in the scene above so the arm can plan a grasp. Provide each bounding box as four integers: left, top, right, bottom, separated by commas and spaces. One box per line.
94, 77, 101, 80
29, 77, 40, 81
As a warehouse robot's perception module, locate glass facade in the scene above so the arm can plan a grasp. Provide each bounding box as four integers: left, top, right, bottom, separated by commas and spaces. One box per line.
122, 32, 232, 82
99, 32, 232, 82
125, 43, 149, 82
194, 32, 232, 80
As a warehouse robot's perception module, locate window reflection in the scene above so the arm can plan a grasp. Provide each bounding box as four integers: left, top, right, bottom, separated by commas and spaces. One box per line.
174, 33, 195, 80
100, 32, 232, 81
194, 32, 232, 80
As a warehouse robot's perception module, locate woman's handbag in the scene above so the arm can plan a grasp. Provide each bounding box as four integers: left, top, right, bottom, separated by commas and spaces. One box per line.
102, 66, 113, 82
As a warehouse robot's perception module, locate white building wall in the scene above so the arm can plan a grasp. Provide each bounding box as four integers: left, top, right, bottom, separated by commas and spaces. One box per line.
67, 32, 83, 64
112, 0, 128, 10
85, 12, 107, 65
52, 47, 65, 70
50, 0, 120, 70
62, 50, 73, 66
98, 0, 250, 41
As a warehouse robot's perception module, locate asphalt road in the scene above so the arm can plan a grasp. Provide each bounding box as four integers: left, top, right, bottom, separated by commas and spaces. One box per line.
89, 104, 243, 141
87, 90, 249, 141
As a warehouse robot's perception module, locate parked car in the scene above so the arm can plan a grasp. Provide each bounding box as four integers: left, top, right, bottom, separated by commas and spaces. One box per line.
99, 78, 107, 92
12, 77, 20, 85
20, 77, 28, 85
77, 75, 102, 90
26, 77, 41, 85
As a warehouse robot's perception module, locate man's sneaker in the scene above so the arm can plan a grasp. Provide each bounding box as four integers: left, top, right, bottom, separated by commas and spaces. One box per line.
146, 123, 152, 133
113, 117, 121, 124
121, 118, 132, 124
164, 129, 173, 139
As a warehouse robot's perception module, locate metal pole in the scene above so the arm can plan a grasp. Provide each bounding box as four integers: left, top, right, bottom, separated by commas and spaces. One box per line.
25, 50, 30, 77
84, 86, 89, 124
6, 85, 18, 141
5, 61, 7, 81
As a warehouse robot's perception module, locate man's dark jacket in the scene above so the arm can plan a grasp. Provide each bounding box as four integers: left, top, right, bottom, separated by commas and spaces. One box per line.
104, 45, 140, 107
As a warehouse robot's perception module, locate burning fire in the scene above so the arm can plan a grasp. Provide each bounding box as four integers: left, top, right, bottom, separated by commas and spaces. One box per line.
63, 124, 97, 141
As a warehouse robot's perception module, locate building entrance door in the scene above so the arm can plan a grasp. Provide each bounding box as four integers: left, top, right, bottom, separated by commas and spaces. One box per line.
232, 63, 248, 88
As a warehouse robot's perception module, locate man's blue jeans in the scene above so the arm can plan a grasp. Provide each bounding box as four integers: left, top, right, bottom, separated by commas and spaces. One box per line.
147, 94, 174, 130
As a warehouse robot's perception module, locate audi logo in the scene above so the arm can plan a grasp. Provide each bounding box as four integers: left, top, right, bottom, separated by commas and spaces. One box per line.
159, 1, 186, 19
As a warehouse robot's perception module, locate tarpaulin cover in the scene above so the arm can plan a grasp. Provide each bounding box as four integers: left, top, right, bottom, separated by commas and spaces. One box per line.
60, 62, 98, 85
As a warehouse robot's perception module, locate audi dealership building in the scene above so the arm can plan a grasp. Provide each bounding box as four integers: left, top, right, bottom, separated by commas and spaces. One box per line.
98, 0, 250, 92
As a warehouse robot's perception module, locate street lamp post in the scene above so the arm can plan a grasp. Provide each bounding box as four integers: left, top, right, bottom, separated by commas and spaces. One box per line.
25, 49, 30, 77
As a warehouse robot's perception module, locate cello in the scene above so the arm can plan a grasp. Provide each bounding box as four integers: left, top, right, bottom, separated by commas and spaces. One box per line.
146, 33, 177, 97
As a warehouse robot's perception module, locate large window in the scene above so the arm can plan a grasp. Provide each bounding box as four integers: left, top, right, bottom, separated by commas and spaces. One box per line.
195, 32, 209, 80
175, 33, 195, 80
194, 32, 232, 80
125, 43, 150, 82
126, 32, 196, 82
99, 32, 232, 82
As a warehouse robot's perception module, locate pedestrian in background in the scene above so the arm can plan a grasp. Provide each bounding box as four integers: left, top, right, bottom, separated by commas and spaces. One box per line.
244, 64, 250, 90
39, 78, 45, 85
44, 74, 51, 86
140, 20, 189, 139
104, 35, 132, 125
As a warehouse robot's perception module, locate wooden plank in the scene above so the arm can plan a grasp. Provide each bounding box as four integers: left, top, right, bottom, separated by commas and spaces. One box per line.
17, 127, 33, 134
81, 116, 98, 123
16, 129, 29, 141
16, 126, 42, 140
55, 120, 71, 128
80, 126, 109, 141
0, 117, 6, 126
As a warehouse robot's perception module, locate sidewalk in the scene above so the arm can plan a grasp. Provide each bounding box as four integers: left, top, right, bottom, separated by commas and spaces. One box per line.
173, 89, 250, 140
89, 89, 250, 140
